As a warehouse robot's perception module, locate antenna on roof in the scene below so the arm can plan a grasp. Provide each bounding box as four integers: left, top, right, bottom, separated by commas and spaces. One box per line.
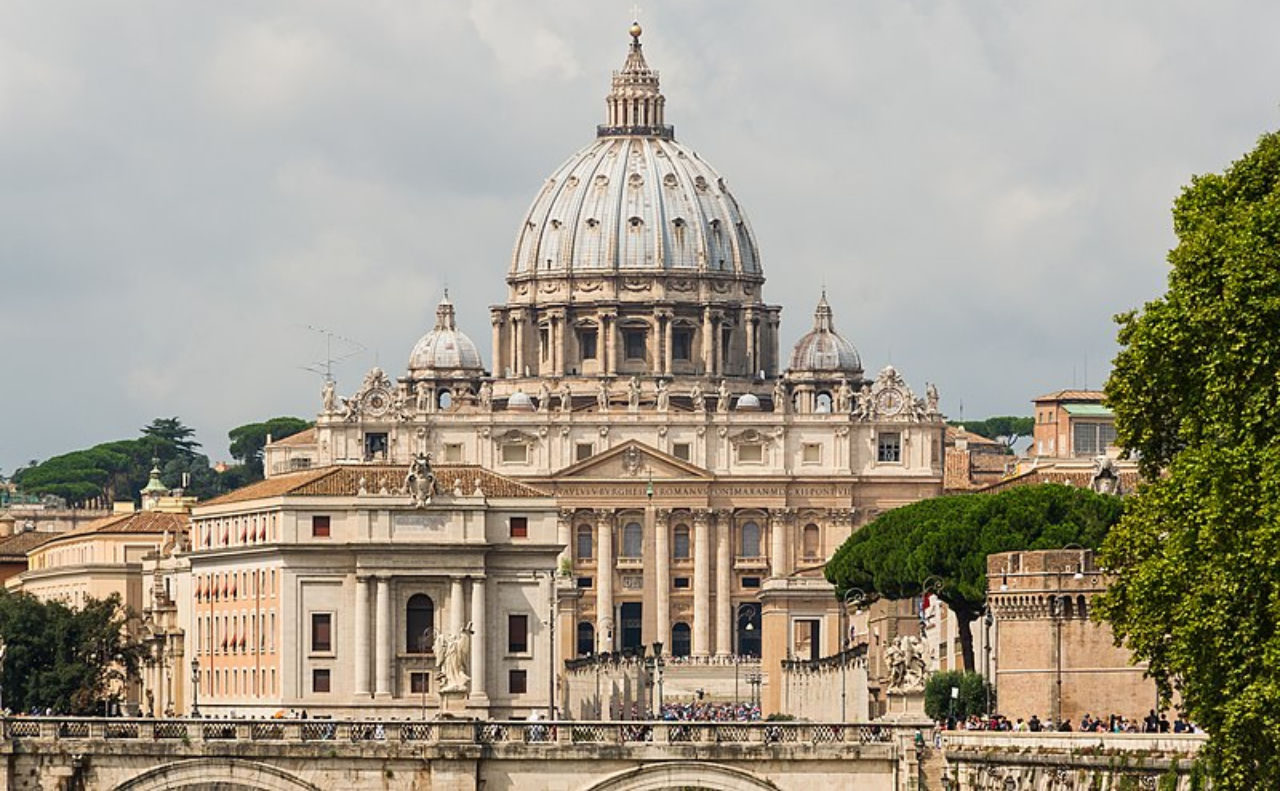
299, 325, 367, 382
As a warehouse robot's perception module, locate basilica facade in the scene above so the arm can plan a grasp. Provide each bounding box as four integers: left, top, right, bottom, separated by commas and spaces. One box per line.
226, 23, 945, 719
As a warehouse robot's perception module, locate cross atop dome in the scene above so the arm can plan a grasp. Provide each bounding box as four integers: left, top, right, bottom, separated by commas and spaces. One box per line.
599, 21, 673, 140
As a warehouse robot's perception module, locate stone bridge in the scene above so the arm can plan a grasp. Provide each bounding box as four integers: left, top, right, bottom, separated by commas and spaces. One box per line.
0, 718, 930, 791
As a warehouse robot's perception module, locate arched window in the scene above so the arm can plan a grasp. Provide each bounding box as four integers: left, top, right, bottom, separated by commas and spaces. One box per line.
406, 594, 435, 653
1076, 595, 1088, 619
736, 604, 761, 657
622, 521, 643, 558
577, 622, 595, 657
576, 525, 593, 560
671, 623, 692, 657
741, 521, 761, 558
802, 524, 820, 560
815, 392, 833, 413
673, 524, 691, 559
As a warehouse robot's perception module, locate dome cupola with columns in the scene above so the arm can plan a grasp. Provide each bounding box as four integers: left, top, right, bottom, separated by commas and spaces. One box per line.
491, 22, 781, 394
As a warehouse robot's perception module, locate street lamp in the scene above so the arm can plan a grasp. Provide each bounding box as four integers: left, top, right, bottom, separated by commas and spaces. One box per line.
840, 588, 866, 722
189, 656, 200, 718
735, 604, 758, 709
650, 641, 664, 718
597, 617, 614, 719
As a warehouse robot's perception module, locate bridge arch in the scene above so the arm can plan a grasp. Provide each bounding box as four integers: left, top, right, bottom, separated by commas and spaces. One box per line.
583, 761, 781, 791
111, 758, 321, 791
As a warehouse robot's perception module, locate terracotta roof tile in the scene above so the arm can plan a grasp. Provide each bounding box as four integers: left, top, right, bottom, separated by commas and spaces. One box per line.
199, 464, 549, 508
976, 467, 1141, 495
1032, 390, 1106, 403
42, 510, 188, 549
272, 427, 317, 447
0, 530, 57, 560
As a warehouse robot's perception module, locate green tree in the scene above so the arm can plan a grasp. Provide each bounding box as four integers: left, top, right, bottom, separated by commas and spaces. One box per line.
1097, 130, 1280, 788
924, 670, 994, 721
0, 592, 146, 715
140, 417, 201, 459
951, 416, 1034, 452
825, 484, 1122, 670
228, 417, 312, 480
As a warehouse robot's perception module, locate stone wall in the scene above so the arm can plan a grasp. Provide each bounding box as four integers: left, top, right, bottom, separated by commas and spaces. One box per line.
943, 731, 1207, 790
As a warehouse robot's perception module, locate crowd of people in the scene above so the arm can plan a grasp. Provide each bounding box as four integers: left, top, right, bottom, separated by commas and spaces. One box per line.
658, 701, 762, 722
941, 710, 1200, 734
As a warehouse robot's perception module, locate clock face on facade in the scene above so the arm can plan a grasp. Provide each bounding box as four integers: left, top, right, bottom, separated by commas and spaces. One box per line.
875, 387, 905, 416
362, 388, 391, 417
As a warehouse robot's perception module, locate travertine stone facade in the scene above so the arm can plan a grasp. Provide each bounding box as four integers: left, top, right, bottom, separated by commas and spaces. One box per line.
261, 23, 946, 718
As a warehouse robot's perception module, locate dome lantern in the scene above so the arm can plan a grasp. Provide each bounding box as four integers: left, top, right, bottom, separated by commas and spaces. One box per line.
599, 22, 671, 140
408, 291, 485, 378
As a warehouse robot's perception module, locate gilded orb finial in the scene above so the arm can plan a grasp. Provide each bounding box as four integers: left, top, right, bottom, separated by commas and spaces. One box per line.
630, 21, 642, 40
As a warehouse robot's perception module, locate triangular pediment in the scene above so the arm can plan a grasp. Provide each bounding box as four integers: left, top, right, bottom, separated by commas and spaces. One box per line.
555, 440, 712, 480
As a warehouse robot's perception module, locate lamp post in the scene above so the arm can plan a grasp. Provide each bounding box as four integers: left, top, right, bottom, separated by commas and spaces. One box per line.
597, 617, 614, 719
840, 588, 866, 722
189, 656, 200, 718
650, 641, 664, 718
735, 604, 758, 709
536, 568, 558, 720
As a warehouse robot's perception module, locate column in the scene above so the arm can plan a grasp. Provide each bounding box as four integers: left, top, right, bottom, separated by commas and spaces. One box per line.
706, 305, 716, 373
450, 577, 466, 636
692, 510, 711, 656
553, 313, 565, 377
470, 577, 487, 699
770, 510, 789, 579
491, 312, 505, 378
596, 510, 614, 653
556, 510, 572, 571
661, 313, 673, 375
354, 575, 371, 697
655, 509, 671, 650
715, 510, 732, 656
374, 576, 391, 697
511, 314, 524, 376
745, 310, 757, 376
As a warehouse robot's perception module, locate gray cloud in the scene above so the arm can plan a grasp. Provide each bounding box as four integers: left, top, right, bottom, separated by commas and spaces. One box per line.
3, 0, 1279, 472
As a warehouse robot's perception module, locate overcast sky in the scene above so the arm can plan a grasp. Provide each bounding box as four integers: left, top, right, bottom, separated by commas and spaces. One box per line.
2, 0, 1278, 473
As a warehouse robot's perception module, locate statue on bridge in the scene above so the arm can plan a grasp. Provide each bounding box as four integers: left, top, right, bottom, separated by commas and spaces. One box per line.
885, 635, 928, 694
433, 624, 473, 693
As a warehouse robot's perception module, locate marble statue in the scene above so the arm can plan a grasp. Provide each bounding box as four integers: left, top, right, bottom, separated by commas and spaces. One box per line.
655, 379, 670, 412
926, 382, 939, 414
537, 381, 551, 413
627, 376, 642, 410
558, 380, 572, 414
434, 624, 473, 693
597, 380, 610, 412
886, 635, 928, 694
835, 379, 853, 413
717, 380, 731, 413
478, 381, 493, 411
415, 382, 431, 414
857, 383, 874, 420
690, 383, 706, 413
773, 378, 787, 414
321, 379, 337, 414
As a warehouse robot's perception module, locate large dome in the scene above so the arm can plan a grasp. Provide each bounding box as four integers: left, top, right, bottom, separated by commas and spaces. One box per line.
509, 24, 761, 278
408, 294, 484, 377
510, 137, 761, 276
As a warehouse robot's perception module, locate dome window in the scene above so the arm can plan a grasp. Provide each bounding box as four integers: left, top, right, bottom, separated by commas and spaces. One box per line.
663, 173, 678, 188
551, 219, 562, 230
694, 176, 708, 191
585, 218, 600, 229
628, 173, 644, 187
672, 217, 686, 228
594, 174, 609, 187
628, 216, 644, 229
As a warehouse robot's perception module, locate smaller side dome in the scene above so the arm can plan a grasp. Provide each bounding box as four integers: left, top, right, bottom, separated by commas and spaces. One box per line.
507, 390, 534, 412
788, 292, 863, 375
408, 292, 485, 378
736, 393, 761, 411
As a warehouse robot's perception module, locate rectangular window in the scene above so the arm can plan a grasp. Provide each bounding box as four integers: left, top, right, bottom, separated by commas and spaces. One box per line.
1072, 422, 1117, 457
443, 443, 464, 463
509, 669, 528, 694
737, 444, 764, 464
509, 516, 528, 538
410, 672, 430, 694
672, 442, 691, 462
672, 328, 693, 361
312, 515, 331, 538
540, 327, 550, 360
579, 328, 598, 360
313, 668, 331, 693
576, 576, 593, 589
508, 614, 529, 653
673, 577, 691, 589
575, 442, 594, 463
877, 432, 902, 463
623, 328, 647, 360
311, 613, 332, 653
802, 443, 822, 464
502, 443, 529, 464
364, 432, 388, 460
741, 576, 761, 589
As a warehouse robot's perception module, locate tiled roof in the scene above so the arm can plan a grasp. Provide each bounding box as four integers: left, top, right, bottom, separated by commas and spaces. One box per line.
976, 466, 1141, 495
944, 425, 1004, 448
272, 427, 317, 447
1032, 390, 1106, 403
0, 530, 57, 560
46, 510, 188, 546
199, 464, 549, 507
